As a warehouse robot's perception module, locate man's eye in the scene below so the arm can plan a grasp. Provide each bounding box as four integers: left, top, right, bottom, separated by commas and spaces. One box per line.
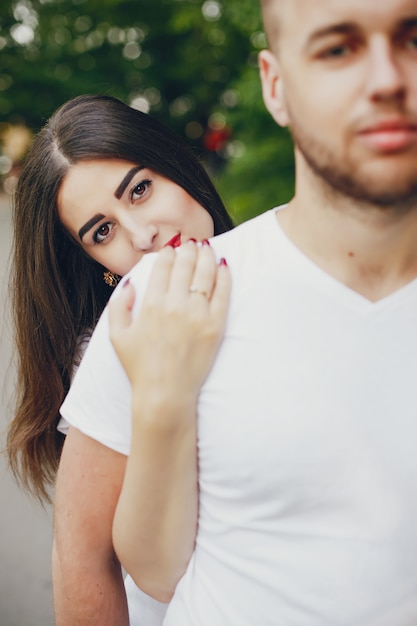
321, 45, 350, 58
406, 35, 417, 50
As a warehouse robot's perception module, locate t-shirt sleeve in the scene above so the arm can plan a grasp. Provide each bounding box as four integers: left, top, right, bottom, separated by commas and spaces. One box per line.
59, 254, 157, 456
57, 332, 92, 436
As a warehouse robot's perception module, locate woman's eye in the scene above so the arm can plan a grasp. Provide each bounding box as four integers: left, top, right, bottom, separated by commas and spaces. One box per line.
131, 179, 151, 202
93, 222, 113, 244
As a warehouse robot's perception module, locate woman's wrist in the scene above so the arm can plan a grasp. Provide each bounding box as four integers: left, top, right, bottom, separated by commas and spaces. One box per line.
131, 390, 198, 431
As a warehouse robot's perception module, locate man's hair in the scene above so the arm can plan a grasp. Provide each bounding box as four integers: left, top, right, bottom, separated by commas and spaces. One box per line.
259, 0, 282, 53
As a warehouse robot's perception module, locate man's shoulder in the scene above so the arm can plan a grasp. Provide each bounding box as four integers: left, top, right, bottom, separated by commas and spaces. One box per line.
122, 207, 281, 289
211, 207, 279, 249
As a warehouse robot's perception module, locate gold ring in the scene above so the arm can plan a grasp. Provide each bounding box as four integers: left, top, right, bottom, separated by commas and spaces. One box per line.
189, 285, 209, 298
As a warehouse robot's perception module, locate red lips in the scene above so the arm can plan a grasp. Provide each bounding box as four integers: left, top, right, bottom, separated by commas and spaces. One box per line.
163, 233, 182, 248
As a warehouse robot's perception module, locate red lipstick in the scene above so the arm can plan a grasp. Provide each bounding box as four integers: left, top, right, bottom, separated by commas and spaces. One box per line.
164, 233, 182, 248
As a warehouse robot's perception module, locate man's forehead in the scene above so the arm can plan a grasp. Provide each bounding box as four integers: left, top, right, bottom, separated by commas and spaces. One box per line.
261, 0, 417, 23
261, 0, 417, 47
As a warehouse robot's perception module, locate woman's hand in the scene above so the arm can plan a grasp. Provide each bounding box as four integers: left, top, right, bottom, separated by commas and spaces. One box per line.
108, 240, 231, 412
109, 241, 230, 597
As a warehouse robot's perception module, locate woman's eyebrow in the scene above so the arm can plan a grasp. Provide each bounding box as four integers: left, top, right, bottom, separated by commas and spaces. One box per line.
114, 165, 144, 199
78, 214, 105, 241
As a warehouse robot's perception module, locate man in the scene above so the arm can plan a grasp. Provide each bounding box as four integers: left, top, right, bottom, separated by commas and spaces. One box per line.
54, 0, 417, 623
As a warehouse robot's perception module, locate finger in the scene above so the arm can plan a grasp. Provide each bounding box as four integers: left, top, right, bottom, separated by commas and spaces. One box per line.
108, 281, 136, 342
141, 246, 176, 307
209, 260, 231, 322
166, 240, 198, 302
189, 242, 217, 301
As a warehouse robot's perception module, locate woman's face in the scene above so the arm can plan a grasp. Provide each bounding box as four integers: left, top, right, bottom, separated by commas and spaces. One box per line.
57, 159, 215, 276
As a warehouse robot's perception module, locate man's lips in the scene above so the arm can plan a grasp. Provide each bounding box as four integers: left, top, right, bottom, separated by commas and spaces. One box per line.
163, 233, 182, 248
358, 119, 417, 152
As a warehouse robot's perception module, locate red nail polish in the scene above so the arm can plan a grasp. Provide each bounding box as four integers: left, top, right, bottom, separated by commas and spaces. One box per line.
188, 238, 197, 243
202, 239, 211, 246
219, 257, 228, 266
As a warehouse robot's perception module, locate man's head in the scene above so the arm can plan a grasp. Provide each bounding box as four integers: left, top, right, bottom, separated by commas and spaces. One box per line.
259, 0, 417, 209
259, 0, 285, 54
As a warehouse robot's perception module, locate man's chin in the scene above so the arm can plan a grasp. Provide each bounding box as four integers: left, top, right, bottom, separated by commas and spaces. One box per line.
318, 165, 417, 209
347, 170, 417, 208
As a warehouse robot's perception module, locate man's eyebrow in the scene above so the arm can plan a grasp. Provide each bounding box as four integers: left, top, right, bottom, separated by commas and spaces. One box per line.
305, 16, 417, 50
305, 22, 357, 47
78, 214, 105, 241
114, 165, 144, 199
399, 16, 417, 29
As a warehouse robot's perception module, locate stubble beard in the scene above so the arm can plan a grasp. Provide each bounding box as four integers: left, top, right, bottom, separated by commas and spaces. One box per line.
291, 123, 417, 215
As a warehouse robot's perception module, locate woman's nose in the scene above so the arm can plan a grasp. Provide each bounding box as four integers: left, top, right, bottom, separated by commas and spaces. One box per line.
121, 217, 158, 252
129, 223, 158, 252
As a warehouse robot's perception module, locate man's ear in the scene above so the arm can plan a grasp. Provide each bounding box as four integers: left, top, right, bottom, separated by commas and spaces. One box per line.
258, 49, 289, 127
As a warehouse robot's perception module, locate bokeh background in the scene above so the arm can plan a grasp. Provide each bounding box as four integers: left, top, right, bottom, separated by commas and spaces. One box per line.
0, 0, 295, 221
0, 1, 295, 623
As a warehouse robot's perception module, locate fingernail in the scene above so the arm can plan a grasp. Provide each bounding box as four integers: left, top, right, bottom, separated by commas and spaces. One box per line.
219, 257, 228, 266
123, 278, 131, 288
202, 239, 211, 247
188, 238, 197, 243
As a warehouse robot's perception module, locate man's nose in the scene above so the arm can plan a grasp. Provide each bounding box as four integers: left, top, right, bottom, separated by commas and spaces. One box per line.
365, 38, 406, 103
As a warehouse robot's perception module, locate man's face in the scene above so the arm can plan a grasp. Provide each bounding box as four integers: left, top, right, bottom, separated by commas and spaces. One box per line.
260, 0, 417, 207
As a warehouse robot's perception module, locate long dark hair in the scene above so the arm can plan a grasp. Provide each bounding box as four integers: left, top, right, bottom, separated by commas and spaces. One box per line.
8, 94, 234, 501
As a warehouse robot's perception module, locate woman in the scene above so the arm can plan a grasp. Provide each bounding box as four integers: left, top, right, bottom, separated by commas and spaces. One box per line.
8, 93, 233, 502
7, 94, 233, 624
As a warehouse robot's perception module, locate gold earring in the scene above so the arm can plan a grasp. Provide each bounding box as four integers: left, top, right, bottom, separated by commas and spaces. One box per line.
103, 271, 120, 287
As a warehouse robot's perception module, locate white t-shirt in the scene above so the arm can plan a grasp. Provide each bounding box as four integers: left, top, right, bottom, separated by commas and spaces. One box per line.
61, 207, 417, 625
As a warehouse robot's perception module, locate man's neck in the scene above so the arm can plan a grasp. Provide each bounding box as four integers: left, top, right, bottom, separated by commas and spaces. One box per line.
278, 189, 417, 302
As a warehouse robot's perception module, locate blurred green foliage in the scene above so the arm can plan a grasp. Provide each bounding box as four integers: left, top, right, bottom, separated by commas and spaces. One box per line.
0, 0, 294, 221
